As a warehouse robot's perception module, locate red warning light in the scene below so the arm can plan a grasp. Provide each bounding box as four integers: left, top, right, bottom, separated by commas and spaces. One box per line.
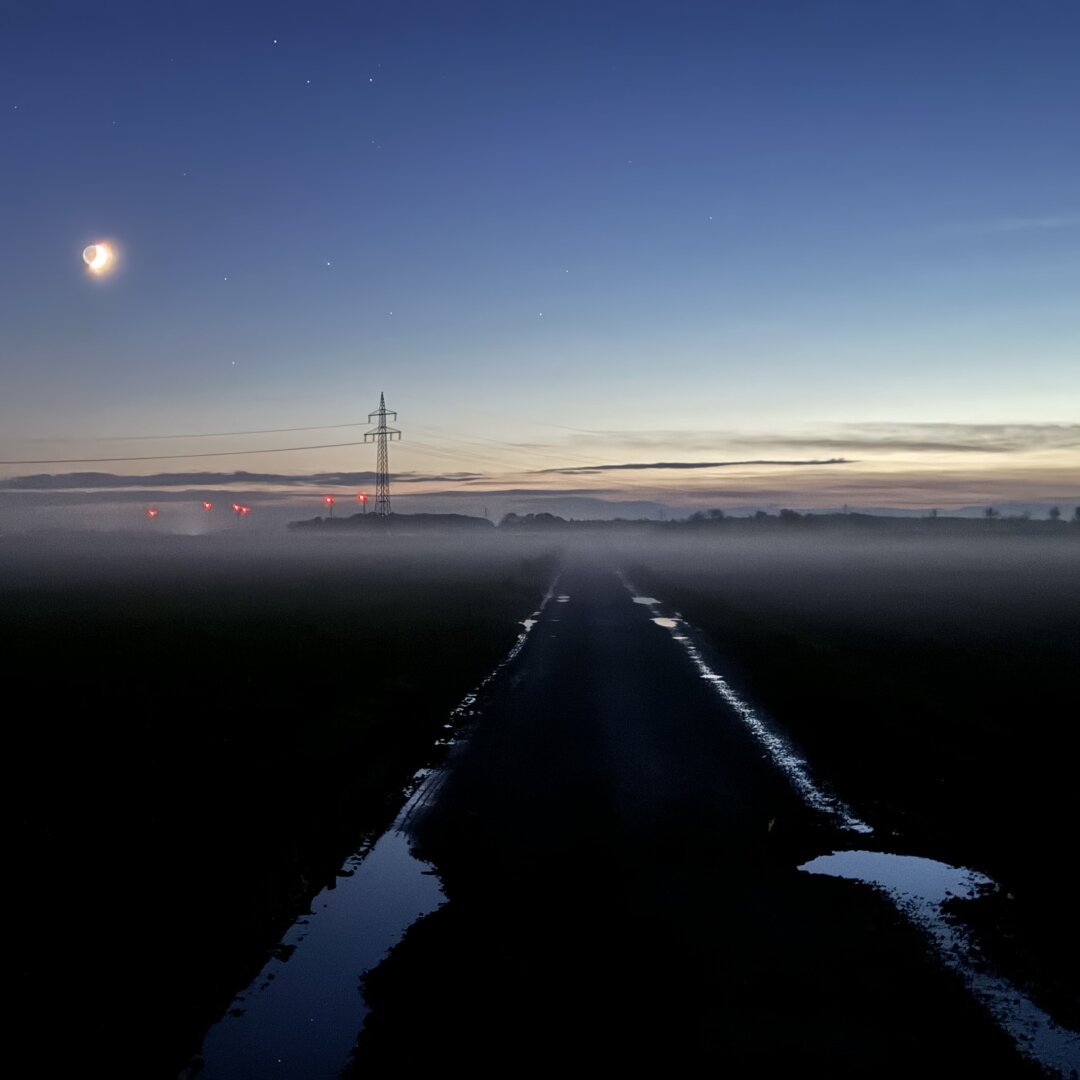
239, 505, 251, 516
357, 493, 368, 503
146, 507, 159, 519
323, 495, 336, 506
202, 501, 213, 512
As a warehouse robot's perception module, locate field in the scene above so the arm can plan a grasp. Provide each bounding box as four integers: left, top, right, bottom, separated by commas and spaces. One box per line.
3, 532, 556, 1078
624, 526, 1080, 1032
6, 523, 1077, 1076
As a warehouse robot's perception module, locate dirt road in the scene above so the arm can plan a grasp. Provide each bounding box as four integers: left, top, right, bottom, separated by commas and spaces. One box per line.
351, 561, 1033, 1075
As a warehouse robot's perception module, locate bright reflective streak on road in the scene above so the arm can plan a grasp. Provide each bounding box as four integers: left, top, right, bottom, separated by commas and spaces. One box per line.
802, 852, 1080, 1077
625, 581, 872, 835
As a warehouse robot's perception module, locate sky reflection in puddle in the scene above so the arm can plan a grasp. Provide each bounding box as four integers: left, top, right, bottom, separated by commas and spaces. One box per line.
800, 850, 1080, 1076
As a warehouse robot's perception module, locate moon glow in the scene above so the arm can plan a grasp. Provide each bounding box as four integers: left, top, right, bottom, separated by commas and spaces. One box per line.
83, 243, 114, 273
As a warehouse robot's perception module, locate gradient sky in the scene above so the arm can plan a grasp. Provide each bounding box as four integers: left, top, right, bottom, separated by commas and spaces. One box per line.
2, 0, 1077, 521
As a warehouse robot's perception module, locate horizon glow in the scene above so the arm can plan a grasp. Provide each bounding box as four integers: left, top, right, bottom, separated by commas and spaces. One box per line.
1, 1, 1077, 520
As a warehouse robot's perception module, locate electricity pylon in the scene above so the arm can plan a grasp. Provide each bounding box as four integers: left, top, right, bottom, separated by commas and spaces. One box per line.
364, 392, 400, 516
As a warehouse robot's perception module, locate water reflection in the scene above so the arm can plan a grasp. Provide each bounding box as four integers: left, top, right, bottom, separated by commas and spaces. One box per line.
801, 851, 1080, 1074
195, 831, 443, 1079
191, 594, 554, 1078
624, 579, 872, 835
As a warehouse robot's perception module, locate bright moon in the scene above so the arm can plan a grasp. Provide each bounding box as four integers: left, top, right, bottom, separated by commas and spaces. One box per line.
82, 243, 114, 273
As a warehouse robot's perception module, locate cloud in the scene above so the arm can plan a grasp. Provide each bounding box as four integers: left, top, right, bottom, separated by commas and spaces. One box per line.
733, 423, 1080, 456
0, 470, 486, 491
537, 458, 852, 475
420, 486, 624, 497
550, 422, 1080, 460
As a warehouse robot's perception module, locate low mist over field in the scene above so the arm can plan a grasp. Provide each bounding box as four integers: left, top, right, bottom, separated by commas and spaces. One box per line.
4, 521, 1078, 1073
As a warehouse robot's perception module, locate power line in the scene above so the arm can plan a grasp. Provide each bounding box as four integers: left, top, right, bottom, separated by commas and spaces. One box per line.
111, 421, 365, 441
418, 428, 592, 472
16, 422, 366, 444
0, 440, 370, 466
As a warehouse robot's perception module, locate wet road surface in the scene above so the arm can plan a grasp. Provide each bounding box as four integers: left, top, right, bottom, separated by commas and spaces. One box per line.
350, 562, 1032, 1075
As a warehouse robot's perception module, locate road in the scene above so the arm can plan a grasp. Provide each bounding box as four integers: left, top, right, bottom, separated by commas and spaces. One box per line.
349, 561, 1033, 1075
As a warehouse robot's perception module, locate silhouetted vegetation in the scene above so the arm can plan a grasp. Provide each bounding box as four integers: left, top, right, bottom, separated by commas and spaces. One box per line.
289, 511, 495, 531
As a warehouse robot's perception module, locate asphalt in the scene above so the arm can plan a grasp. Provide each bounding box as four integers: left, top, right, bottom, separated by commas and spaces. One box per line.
349, 560, 1035, 1075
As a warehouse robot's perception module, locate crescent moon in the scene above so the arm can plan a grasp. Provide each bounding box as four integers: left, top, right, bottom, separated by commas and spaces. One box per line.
83, 243, 113, 273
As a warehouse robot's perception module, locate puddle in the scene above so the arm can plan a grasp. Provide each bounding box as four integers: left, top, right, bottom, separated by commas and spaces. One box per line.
801, 850, 991, 903
801, 851, 1080, 1076
190, 590, 555, 1079
194, 830, 443, 1079
626, 572, 1079, 1075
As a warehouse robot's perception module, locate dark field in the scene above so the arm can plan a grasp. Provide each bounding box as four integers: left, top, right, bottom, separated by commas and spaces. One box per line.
5, 525, 1078, 1077
624, 528, 1080, 1032
3, 532, 555, 1078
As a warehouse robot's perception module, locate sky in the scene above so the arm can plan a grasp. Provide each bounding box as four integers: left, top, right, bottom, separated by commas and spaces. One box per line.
2, 0, 1077, 525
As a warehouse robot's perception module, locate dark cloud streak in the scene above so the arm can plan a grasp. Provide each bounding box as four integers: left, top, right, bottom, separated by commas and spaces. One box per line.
0, 470, 484, 491
733, 423, 1080, 455
537, 458, 852, 475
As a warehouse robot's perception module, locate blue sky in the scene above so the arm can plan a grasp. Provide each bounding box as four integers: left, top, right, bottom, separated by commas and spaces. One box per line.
2, 0, 1077, 519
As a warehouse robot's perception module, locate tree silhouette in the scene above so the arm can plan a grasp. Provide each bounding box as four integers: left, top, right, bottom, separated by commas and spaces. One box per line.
1048, 506, 1061, 521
